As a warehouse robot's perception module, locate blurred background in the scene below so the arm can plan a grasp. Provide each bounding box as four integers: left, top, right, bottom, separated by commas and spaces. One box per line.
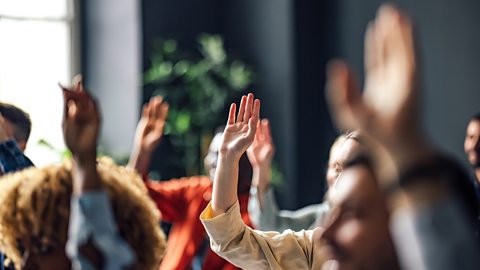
1, 0, 480, 209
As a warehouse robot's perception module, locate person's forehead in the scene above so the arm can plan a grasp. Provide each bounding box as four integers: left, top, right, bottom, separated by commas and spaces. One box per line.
328, 166, 376, 207
467, 120, 480, 134
336, 139, 361, 166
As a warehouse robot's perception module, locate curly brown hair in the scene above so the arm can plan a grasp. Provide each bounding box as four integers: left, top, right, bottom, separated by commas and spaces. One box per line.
0, 157, 166, 269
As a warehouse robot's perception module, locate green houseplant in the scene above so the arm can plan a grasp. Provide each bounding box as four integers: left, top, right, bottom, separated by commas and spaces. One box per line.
144, 34, 254, 176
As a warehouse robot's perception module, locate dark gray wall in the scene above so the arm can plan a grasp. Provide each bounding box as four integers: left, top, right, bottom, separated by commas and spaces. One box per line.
336, 0, 480, 165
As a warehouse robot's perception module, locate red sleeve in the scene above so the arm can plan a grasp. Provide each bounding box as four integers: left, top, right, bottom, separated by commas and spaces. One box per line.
145, 176, 210, 222
145, 178, 189, 222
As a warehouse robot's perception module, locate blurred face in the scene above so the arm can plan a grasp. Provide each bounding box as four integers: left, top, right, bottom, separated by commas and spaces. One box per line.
204, 132, 253, 193
465, 119, 480, 168
326, 138, 361, 189
318, 165, 398, 270
204, 133, 223, 180
21, 237, 70, 270
3, 119, 27, 151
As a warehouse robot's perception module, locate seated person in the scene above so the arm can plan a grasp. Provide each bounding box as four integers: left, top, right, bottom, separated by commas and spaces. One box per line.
0, 103, 34, 175
249, 132, 358, 231
201, 5, 480, 270
0, 102, 31, 152
127, 97, 258, 270
0, 78, 166, 270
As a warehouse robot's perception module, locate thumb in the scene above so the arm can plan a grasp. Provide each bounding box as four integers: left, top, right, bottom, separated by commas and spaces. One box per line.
325, 61, 367, 132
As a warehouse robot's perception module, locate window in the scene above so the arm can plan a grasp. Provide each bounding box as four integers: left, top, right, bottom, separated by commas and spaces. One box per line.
0, 0, 77, 165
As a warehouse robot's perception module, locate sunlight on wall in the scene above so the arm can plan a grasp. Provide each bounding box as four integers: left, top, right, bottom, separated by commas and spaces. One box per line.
0, 0, 73, 166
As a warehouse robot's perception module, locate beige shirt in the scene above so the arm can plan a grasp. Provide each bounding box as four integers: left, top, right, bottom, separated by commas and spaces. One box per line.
200, 201, 326, 270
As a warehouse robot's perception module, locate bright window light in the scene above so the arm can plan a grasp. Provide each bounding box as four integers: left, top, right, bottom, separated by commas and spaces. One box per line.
0, 0, 74, 166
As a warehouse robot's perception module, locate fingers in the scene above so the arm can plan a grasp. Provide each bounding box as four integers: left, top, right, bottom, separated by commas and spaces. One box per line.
325, 61, 364, 132
227, 103, 236, 125
364, 22, 377, 72
247, 99, 261, 138
142, 103, 150, 118
262, 119, 272, 143
152, 96, 163, 118
243, 93, 254, 122
237, 95, 247, 122
160, 102, 169, 121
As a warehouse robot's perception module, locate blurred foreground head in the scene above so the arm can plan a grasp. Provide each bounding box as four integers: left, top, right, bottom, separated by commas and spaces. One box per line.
0, 157, 166, 270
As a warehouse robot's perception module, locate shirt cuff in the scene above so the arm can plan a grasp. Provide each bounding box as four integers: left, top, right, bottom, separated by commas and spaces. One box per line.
66, 190, 135, 270
200, 201, 246, 252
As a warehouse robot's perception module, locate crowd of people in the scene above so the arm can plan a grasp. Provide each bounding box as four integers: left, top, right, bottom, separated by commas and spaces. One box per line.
0, 3, 479, 270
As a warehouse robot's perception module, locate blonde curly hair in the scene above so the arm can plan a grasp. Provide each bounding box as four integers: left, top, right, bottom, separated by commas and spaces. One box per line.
0, 157, 166, 269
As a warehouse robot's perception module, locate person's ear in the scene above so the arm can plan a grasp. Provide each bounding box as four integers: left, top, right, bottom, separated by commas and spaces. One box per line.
17, 140, 27, 152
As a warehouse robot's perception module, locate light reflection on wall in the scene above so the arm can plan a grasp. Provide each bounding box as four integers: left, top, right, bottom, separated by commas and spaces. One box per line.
0, 0, 73, 166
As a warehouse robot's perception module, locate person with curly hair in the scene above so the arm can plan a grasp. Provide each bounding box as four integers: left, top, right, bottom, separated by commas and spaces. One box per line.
0, 77, 166, 270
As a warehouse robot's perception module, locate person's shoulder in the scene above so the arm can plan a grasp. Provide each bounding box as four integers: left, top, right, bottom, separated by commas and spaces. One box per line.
176, 175, 212, 188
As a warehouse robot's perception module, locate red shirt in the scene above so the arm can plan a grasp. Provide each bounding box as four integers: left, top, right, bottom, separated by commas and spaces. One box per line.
146, 176, 252, 270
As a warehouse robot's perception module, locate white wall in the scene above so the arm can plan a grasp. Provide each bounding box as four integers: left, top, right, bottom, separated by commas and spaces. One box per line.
85, 0, 141, 159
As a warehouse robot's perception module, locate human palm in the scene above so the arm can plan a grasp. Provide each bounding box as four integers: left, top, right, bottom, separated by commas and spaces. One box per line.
247, 119, 275, 167
220, 93, 260, 160
327, 5, 418, 143
135, 96, 169, 152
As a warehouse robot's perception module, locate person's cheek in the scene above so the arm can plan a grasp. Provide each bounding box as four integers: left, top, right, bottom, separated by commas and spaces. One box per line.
335, 220, 363, 250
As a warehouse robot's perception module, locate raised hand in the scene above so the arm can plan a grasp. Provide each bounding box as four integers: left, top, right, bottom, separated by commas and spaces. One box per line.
60, 75, 100, 162
220, 93, 261, 160
134, 96, 169, 153
247, 119, 275, 192
212, 93, 260, 215
127, 96, 168, 175
247, 119, 275, 168
326, 5, 419, 148
325, 5, 430, 175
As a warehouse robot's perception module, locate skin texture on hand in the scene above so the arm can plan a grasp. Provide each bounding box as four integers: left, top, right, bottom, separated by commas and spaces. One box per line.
212, 93, 260, 216
127, 96, 169, 175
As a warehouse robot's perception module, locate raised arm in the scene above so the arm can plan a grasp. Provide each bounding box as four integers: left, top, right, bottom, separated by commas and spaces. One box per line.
127, 96, 169, 177
326, 4, 480, 269
202, 94, 324, 269
247, 119, 274, 209
62, 76, 135, 270
211, 93, 260, 216
61, 76, 101, 194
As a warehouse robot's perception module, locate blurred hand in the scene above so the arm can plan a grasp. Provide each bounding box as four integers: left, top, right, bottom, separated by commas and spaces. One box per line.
326, 5, 419, 149
133, 96, 169, 154
247, 119, 275, 191
247, 119, 275, 167
61, 75, 100, 162
220, 93, 260, 161
325, 5, 429, 176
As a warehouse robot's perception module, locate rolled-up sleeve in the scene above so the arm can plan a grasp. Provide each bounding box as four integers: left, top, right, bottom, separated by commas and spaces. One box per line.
66, 191, 135, 270
249, 187, 329, 231
201, 201, 324, 270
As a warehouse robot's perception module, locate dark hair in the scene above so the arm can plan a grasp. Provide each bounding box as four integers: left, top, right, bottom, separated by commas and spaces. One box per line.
0, 103, 32, 143
470, 112, 480, 122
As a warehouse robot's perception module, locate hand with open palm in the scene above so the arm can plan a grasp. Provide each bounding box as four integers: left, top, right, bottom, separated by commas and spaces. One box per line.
134, 96, 169, 154
212, 93, 260, 215
219, 93, 261, 161
325, 5, 429, 175
247, 119, 275, 191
